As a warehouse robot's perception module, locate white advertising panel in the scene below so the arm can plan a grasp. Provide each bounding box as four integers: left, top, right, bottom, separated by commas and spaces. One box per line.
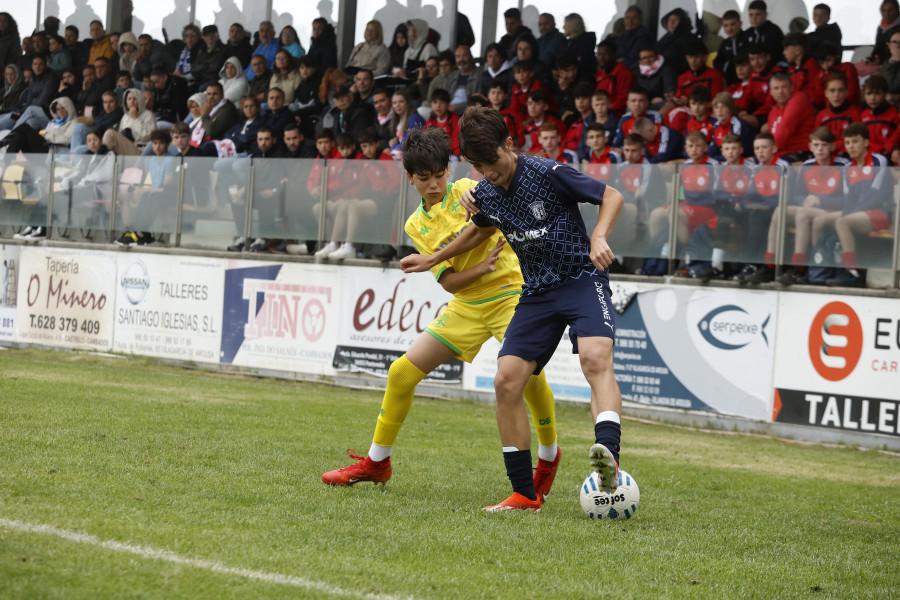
113, 255, 224, 363
335, 266, 456, 380
773, 293, 900, 437
219, 260, 341, 375
15, 248, 116, 350
0, 244, 21, 340
465, 283, 777, 421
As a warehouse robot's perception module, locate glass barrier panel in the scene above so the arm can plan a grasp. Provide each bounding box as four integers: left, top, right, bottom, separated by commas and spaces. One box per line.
0, 151, 51, 232
249, 157, 320, 244
782, 165, 897, 280
114, 154, 181, 237
319, 158, 402, 251
48, 152, 116, 239
582, 162, 676, 263
177, 156, 248, 250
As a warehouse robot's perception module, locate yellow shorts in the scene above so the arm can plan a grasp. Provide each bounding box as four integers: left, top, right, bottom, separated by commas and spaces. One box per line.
425, 292, 521, 363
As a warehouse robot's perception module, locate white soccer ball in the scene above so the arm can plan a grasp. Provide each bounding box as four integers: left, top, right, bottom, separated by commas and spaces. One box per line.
579, 469, 639, 520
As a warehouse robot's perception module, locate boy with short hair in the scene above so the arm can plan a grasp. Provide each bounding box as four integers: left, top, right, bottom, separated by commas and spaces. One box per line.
400, 107, 627, 509
581, 123, 622, 165
710, 92, 754, 159
684, 85, 716, 142
612, 86, 661, 148
815, 72, 861, 155
814, 42, 860, 107
782, 32, 823, 107
358, 128, 392, 161
523, 89, 566, 154
811, 123, 891, 287
550, 51, 580, 121
776, 126, 851, 284
665, 39, 724, 132
323, 127, 560, 510
536, 122, 577, 163
562, 81, 595, 151
734, 132, 791, 283
510, 60, 549, 118
488, 81, 525, 149
634, 117, 683, 164
859, 75, 899, 158
336, 132, 363, 159
424, 88, 461, 156
727, 53, 754, 115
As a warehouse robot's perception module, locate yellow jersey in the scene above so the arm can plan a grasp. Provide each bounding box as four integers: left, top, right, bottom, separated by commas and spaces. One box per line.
404, 178, 523, 304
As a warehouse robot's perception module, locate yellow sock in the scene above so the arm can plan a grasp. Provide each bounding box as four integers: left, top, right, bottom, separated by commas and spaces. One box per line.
372, 355, 427, 448
523, 371, 557, 448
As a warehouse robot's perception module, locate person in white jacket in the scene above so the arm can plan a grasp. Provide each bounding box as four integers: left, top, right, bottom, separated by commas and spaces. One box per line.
102, 87, 157, 155
0, 95, 76, 152
219, 56, 248, 106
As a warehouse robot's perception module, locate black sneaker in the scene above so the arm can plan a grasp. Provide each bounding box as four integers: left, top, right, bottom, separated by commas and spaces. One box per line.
692, 265, 723, 281
826, 269, 864, 288
777, 267, 803, 285
746, 265, 775, 283
135, 232, 154, 246
25, 226, 47, 241
733, 264, 758, 283
115, 231, 140, 246
249, 238, 269, 252
227, 237, 246, 252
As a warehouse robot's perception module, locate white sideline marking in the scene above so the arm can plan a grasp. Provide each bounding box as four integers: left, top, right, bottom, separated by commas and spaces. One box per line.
0, 517, 416, 600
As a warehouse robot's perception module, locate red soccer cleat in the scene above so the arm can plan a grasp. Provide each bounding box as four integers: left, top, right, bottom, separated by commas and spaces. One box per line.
533, 447, 562, 505
482, 492, 541, 513
321, 449, 392, 486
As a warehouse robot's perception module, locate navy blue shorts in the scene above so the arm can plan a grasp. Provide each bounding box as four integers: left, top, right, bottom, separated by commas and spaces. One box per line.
499, 273, 616, 373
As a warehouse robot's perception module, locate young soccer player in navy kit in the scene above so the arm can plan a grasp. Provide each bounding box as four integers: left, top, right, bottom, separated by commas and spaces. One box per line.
401, 107, 626, 511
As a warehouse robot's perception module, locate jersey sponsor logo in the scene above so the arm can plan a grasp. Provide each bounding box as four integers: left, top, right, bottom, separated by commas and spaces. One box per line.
594, 280, 614, 330
808, 301, 863, 382
529, 201, 547, 220
507, 227, 549, 242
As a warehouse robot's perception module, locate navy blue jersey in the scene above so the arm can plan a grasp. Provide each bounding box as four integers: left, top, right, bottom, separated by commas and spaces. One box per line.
470, 154, 607, 296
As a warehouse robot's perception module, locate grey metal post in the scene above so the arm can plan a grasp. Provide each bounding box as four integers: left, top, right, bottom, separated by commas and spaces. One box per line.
244, 159, 255, 246
109, 159, 119, 241
317, 160, 329, 246
448, 0, 458, 50
396, 174, 409, 256
46, 154, 55, 235
480, 0, 500, 57
773, 170, 790, 277
174, 156, 186, 248
666, 169, 681, 275
336, 0, 358, 67
893, 172, 900, 288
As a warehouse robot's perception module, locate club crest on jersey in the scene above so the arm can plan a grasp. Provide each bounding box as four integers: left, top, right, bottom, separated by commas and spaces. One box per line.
529, 201, 547, 220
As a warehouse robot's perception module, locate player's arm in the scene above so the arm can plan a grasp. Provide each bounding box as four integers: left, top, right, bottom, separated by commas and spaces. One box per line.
436, 237, 506, 294
590, 185, 624, 270
400, 223, 496, 273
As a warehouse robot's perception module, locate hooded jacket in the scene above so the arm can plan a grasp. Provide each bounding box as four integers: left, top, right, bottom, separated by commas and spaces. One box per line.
219, 56, 249, 105
402, 19, 437, 75
120, 88, 157, 144
656, 8, 694, 75
42, 96, 78, 145
2, 64, 25, 112
117, 32, 140, 75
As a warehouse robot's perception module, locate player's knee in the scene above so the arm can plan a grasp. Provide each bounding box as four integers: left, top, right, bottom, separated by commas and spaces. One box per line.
579, 351, 613, 379
494, 369, 526, 402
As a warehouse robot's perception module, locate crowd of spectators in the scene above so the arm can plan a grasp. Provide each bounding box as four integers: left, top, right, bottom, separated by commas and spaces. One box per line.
0, 1, 898, 286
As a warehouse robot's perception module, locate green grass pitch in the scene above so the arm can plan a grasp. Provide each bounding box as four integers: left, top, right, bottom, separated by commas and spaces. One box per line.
1, 347, 899, 599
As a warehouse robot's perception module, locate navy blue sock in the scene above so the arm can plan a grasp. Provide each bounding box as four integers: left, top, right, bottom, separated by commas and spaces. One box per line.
503, 449, 536, 501
594, 421, 621, 465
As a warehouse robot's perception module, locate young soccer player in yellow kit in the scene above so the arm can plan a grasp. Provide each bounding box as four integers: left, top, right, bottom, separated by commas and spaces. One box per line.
322, 127, 560, 510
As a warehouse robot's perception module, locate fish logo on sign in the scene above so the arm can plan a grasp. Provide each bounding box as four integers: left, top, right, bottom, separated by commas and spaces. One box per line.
697, 305, 769, 350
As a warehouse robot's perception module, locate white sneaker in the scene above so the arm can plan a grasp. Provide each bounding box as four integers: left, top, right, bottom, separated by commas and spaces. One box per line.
589, 443, 620, 493
328, 242, 356, 260
26, 226, 47, 242
315, 241, 339, 258
13, 226, 34, 240
285, 243, 309, 255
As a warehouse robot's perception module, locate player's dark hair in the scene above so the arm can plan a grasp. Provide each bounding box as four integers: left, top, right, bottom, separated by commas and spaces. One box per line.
748, 0, 767, 11
513, 59, 534, 73
842, 122, 869, 140
627, 86, 650, 99
257, 125, 275, 138
316, 127, 335, 141
586, 122, 606, 135
734, 52, 750, 66
684, 38, 708, 56
459, 106, 510, 164
336, 133, 355, 148
488, 80, 507, 93
863, 74, 888, 94
358, 128, 379, 144
467, 93, 489, 107
623, 133, 645, 147
402, 126, 451, 175
722, 9, 741, 21
814, 41, 840, 61
555, 50, 578, 70
754, 132, 775, 143
526, 89, 548, 104
783, 32, 807, 49
689, 85, 712, 103
573, 81, 594, 99
149, 128, 171, 145
721, 133, 742, 145
814, 3, 831, 16
431, 88, 451, 103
